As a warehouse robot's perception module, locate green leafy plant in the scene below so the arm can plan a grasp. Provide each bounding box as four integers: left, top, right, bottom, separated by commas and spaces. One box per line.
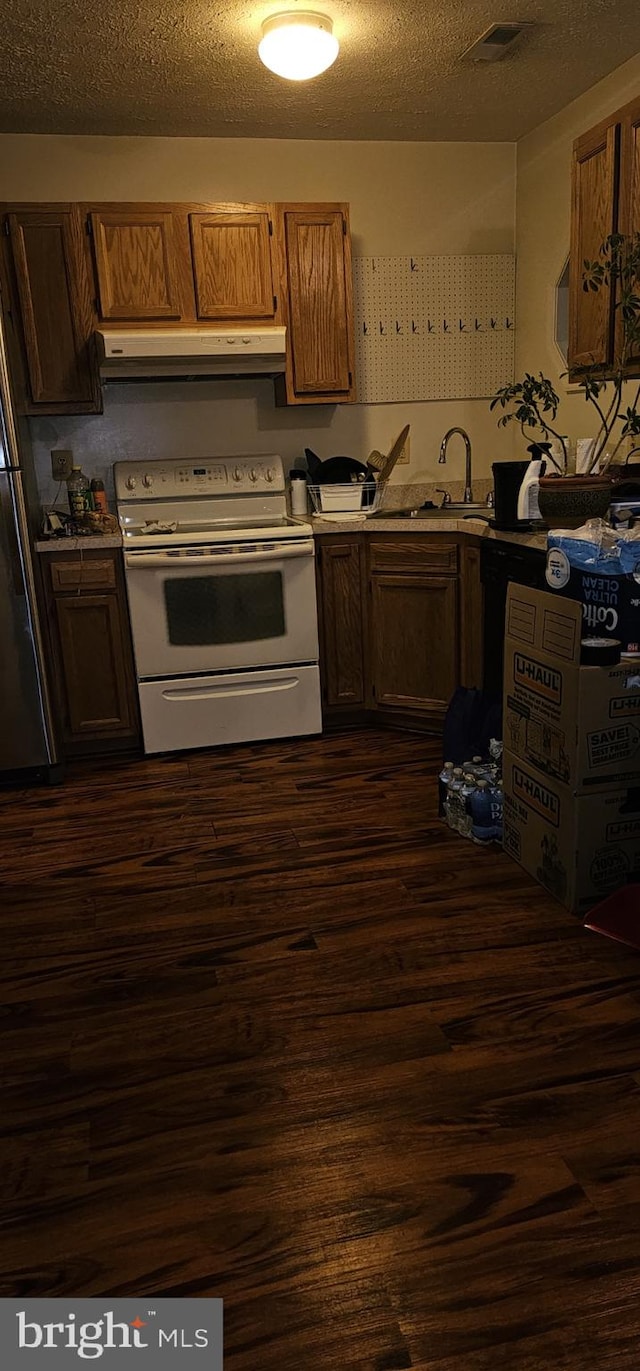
491, 231, 640, 475
490, 373, 567, 472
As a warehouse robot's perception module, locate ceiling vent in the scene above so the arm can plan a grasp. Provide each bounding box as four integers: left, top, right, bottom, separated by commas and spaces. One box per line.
463, 23, 529, 62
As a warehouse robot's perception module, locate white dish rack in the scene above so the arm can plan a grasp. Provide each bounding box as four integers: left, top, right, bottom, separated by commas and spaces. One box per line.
308, 482, 388, 515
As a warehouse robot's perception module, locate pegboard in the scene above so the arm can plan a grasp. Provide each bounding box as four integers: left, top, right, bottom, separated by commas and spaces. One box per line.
353, 254, 515, 403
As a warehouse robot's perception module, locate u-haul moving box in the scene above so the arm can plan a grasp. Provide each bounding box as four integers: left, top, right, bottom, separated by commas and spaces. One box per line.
503, 750, 640, 913
503, 584, 640, 793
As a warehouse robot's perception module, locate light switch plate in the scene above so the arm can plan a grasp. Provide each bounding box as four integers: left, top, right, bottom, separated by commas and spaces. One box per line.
51, 449, 73, 480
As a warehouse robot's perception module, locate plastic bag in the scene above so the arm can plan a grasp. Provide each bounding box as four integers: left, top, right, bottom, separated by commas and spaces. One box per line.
547, 518, 640, 576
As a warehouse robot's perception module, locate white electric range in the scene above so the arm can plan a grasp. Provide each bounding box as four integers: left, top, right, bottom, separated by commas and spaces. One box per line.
115, 455, 322, 755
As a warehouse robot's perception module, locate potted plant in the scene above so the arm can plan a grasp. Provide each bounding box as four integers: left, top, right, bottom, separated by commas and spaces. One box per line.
491, 231, 640, 524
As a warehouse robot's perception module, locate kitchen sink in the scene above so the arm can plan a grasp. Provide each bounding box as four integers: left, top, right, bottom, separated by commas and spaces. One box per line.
374, 503, 490, 520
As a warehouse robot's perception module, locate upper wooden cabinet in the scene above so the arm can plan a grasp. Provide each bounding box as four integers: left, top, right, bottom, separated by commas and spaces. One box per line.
278, 205, 355, 404
189, 211, 276, 320
569, 92, 640, 376
89, 209, 187, 321
0, 199, 356, 411
0, 206, 101, 414
568, 119, 619, 372
88, 203, 277, 326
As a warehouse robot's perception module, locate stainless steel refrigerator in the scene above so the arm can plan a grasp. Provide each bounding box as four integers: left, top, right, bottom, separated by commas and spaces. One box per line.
0, 313, 59, 783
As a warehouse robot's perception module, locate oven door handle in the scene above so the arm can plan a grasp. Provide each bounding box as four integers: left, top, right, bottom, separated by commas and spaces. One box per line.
124, 542, 315, 569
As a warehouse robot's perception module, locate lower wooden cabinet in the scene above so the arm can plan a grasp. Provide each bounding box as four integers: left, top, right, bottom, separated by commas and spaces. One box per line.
316, 538, 365, 710
316, 531, 483, 729
40, 548, 141, 757
370, 571, 458, 716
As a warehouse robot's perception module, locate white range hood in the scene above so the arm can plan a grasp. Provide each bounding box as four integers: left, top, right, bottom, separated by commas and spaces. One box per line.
96, 326, 287, 379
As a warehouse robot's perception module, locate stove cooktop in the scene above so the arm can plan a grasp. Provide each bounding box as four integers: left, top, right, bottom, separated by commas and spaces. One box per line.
120, 516, 313, 549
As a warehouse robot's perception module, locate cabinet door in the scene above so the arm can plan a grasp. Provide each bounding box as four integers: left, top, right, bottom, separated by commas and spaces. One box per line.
54, 593, 137, 739
618, 95, 640, 236
317, 539, 365, 709
370, 573, 458, 717
568, 119, 619, 373
90, 210, 183, 320
4, 208, 100, 412
617, 95, 640, 371
283, 207, 354, 401
43, 551, 140, 755
190, 211, 276, 320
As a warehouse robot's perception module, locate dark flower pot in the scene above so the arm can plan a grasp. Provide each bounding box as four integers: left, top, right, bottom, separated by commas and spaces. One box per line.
538, 475, 613, 527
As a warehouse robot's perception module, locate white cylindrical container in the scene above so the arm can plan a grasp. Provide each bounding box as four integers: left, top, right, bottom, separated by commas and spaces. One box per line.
290, 471, 308, 517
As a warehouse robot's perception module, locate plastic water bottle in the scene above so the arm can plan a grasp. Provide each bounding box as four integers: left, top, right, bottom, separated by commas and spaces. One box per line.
491, 782, 503, 844
489, 739, 503, 784
465, 755, 490, 782
470, 780, 495, 845
460, 773, 476, 838
445, 768, 464, 832
438, 762, 454, 818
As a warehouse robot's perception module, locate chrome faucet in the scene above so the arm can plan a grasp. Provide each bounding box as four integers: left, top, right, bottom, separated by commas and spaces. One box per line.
439, 427, 473, 503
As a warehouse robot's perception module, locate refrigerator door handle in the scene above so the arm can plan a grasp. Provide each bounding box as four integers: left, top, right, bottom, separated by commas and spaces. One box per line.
0, 310, 59, 770
0, 474, 25, 596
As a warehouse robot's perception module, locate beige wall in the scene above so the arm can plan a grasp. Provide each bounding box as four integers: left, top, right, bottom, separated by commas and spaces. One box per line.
516, 51, 640, 453
0, 134, 516, 506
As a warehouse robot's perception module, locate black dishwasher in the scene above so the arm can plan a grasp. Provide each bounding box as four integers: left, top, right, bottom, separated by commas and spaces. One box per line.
480, 540, 547, 697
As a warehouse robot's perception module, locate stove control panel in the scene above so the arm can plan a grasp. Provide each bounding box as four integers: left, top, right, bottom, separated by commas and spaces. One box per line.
115, 456, 285, 500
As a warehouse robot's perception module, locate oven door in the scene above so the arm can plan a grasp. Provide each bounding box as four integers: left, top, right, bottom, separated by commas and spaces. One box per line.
123, 537, 319, 678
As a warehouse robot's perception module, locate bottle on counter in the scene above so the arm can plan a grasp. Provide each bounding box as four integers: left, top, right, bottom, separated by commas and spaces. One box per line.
90, 478, 109, 514
289, 470, 309, 518
66, 465, 93, 517
516, 443, 548, 521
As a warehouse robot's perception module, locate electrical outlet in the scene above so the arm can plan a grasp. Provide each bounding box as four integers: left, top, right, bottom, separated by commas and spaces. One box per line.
51, 449, 73, 481
397, 434, 410, 465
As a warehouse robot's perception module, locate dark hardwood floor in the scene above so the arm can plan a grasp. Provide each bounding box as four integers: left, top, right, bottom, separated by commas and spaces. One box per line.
2, 727, 640, 1367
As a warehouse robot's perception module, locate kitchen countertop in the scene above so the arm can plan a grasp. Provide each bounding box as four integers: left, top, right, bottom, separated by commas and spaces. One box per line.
35, 535, 124, 552
311, 514, 548, 551
34, 524, 550, 554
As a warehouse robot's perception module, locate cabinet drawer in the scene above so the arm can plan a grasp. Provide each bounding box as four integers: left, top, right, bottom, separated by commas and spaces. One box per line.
49, 558, 117, 593
368, 537, 458, 573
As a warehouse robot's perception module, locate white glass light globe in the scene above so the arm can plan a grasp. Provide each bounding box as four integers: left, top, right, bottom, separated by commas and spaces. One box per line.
259, 12, 339, 81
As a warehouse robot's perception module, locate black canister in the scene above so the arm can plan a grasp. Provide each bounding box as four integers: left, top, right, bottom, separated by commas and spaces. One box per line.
492, 461, 530, 529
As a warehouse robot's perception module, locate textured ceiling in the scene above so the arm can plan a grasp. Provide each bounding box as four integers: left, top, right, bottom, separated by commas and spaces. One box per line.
3, 0, 640, 141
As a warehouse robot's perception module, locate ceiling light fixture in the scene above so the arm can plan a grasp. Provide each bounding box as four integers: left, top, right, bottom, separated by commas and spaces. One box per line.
258, 11, 339, 81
